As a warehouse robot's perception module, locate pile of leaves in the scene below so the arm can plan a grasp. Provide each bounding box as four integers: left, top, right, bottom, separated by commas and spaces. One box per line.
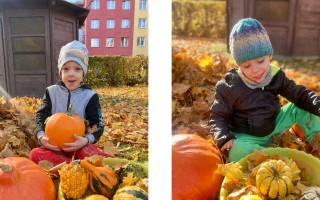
0, 96, 39, 158
0, 85, 148, 163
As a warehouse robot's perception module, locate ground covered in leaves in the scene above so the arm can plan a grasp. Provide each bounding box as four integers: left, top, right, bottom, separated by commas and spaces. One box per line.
172, 36, 320, 158
0, 85, 148, 164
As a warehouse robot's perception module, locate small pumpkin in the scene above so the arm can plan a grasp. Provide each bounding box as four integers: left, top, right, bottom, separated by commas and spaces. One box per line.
172, 134, 223, 200
80, 159, 119, 198
300, 186, 320, 200
239, 195, 263, 200
84, 194, 109, 200
0, 157, 56, 200
58, 163, 89, 199
113, 186, 148, 200
45, 104, 85, 148
256, 159, 293, 199
291, 123, 306, 139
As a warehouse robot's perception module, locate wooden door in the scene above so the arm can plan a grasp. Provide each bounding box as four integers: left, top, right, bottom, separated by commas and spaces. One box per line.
51, 12, 77, 84
293, 0, 320, 56
247, 0, 297, 56
5, 10, 51, 98
0, 14, 8, 96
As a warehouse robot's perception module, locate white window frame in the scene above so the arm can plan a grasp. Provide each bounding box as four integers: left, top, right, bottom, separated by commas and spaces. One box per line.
121, 19, 130, 28
138, 18, 146, 29
91, 0, 100, 10
106, 37, 114, 47
106, 19, 115, 29
121, 37, 128, 47
78, 28, 85, 43
122, 0, 130, 10
91, 38, 99, 48
107, 0, 116, 10
139, 0, 147, 10
91, 19, 99, 29
137, 37, 146, 47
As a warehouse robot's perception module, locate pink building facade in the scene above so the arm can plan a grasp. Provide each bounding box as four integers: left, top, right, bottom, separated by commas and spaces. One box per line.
82, 0, 135, 56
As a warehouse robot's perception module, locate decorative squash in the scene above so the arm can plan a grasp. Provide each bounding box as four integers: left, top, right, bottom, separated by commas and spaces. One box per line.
80, 159, 119, 198
256, 159, 293, 199
45, 104, 85, 148
59, 163, 89, 199
300, 187, 320, 200
0, 157, 56, 200
118, 163, 147, 184
239, 195, 263, 200
84, 194, 109, 200
113, 186, 148, 200
172, 134, 223, 200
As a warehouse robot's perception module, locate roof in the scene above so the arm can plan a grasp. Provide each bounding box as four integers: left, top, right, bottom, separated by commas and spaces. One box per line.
0, 0, 89, 26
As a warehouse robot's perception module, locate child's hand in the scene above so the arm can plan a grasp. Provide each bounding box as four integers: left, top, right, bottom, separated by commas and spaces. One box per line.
40, 136, 60, 151
221, 140, 234, 151
62, 134, 89, 152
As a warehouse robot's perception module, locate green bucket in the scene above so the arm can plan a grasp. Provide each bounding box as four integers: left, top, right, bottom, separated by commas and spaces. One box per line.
219, 148, 320, 200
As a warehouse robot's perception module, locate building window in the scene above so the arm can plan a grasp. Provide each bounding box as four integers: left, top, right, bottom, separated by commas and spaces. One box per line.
91, 38, 99, 47
91, 0, 100, 10
78, 28, 85, 43
121, 19, 130, 28
106, 38, 114, 47
107, 0, 116, 10
139, 0, 147, 10
122, 0, 130, 10
106, 19, 115, 29
91, 20, 99, 29
138, 18, 146, 29
121, 37, 128, 47
137, 37, 146, 47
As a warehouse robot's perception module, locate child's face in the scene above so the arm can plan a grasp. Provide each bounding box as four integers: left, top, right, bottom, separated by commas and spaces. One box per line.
61, 61, 84, 91
239, 54, 272, 83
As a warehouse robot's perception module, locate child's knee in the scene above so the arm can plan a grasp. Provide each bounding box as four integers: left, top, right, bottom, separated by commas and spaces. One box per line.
228, 141, 263, 162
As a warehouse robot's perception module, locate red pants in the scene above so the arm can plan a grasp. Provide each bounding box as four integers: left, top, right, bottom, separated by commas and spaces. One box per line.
29, 144, 114, 166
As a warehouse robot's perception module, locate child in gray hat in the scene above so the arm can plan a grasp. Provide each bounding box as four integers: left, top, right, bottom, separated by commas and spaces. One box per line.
209, 18, 320, 162
30, 40, 113, 165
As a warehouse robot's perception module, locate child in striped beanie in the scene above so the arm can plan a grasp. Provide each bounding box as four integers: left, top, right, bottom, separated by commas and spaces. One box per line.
209, 18, 320, 162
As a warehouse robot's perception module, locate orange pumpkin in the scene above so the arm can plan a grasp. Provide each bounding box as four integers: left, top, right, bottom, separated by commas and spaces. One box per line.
172, 134, 223, 200
45, 104, 85, 148
0, 157, 56, 200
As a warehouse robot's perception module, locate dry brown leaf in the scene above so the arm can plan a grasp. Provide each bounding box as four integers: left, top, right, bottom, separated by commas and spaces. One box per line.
119, 172, 137, 188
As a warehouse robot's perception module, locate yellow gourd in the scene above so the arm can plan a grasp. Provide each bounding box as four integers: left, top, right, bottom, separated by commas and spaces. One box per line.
239, 195, 263, 200
256, 159, 293, 199
59, 163, 89, 199
84, 194, 109, 200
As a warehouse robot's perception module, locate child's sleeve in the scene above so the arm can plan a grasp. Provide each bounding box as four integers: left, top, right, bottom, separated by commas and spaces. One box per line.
85, 93, 104, 144
278, 71, 320, 116
34, 89, 52, 140
209, 82, 236, 149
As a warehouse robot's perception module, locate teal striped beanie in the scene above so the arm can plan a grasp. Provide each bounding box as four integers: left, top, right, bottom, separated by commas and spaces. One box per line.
229, 18, 273, 65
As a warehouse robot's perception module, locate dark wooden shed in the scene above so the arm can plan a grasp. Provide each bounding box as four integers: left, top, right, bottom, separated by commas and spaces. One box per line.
227, 0, 320, 57
0, 0, 89, 98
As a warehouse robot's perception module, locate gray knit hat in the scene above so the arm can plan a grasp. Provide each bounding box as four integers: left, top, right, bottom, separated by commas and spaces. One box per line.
58, 40, 89, 75
229, 18, 273, 65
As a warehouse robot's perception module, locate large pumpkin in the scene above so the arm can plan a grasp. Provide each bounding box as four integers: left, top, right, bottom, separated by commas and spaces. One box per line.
45, 104, 85, 148
172, 134, 223, 200
0, 157, 56, 200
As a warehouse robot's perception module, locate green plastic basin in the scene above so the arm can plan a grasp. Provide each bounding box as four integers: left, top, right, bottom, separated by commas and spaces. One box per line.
219, 148, 320, 200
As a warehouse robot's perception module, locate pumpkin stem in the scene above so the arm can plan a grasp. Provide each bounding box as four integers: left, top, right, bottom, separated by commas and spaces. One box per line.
67, 104, 73, 116
0, 163, 12, 172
